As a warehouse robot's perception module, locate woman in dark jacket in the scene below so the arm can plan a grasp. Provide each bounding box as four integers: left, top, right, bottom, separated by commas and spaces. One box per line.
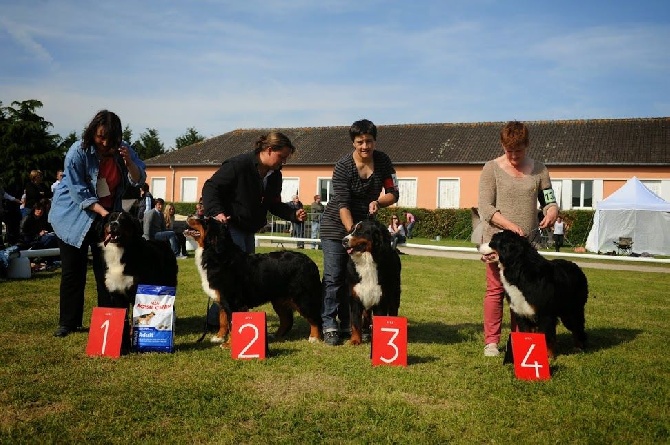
201, 131, 306, 254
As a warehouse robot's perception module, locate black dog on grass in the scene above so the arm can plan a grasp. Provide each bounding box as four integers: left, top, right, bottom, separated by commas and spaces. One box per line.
479, 229, 588, 362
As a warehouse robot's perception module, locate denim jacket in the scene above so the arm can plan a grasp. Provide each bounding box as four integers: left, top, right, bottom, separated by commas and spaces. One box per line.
49, 140, 146, 248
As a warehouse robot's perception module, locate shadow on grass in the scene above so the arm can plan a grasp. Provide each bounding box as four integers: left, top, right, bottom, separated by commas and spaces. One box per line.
557, 326, 642, 354
408, 321, 481, 345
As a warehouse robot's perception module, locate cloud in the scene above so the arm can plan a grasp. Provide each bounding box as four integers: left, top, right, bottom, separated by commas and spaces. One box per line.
0, 16, 53, 64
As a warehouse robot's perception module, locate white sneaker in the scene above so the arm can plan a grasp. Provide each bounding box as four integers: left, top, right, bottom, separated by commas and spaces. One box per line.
484, 343, 500, 357
176, 254, 188, 260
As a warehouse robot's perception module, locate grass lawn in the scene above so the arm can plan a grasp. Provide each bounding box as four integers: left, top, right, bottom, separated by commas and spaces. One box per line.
1, 248, 668, 444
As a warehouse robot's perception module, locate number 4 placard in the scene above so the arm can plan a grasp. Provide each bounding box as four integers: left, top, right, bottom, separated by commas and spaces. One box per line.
231, 312, 268, 360
86, 307, 127, 359
371, 316, 407, 367
510, 332, 551, 380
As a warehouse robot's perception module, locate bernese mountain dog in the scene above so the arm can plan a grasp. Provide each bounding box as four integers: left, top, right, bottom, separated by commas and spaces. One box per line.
100, 211, 178, 304
478, 229, 588, 360
185, 216, 322, 347
342, 219, 402, 345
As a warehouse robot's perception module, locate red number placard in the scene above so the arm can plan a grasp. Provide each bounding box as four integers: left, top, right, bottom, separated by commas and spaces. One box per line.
510, 332, 551, 381
86, 307, 126, 359
371, 316, 407, 367
231, 312, 267, 360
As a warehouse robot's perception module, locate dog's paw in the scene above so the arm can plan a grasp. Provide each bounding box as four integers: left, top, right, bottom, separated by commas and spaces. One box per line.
210, 335, 225, 344
308, 336, 319, 343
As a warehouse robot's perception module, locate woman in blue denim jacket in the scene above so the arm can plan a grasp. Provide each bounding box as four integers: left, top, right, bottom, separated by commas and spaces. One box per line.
49, 110, 146, 338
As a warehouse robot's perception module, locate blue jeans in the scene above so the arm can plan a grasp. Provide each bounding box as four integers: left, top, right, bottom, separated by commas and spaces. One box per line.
406, 221, 415, 239
311, 221, 320, 249
154, 231, 180, 256
229, 224, 255, 254
321, 238, 351, 333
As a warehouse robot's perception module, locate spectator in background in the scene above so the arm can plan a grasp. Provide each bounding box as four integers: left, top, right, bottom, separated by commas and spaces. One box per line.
288, 195, 305, 248
164, 203, 188, 257
20, 199, 58, 250
310, 194, 324, 249
195, 198, 205, 218
19, 191, 27, 218
137, 183, 153, 221
388, 214, 407, 251
318, 119, 399, 346
477, 120, 558, 357
143, 198, 186, 259
24, 170, 52, 211
49, 109, 146, 338
0, 183, 22, 249
404, 211, 416, 239
51, 170, 64, 194
553, 216, 565, 252
201, 131, 306, 254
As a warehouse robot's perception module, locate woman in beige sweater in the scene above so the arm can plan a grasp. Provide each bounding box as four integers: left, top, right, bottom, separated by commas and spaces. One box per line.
478, 121, 559, 357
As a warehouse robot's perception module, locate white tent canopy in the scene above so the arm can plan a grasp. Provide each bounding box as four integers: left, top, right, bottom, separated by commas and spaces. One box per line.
585, 177, 670, 255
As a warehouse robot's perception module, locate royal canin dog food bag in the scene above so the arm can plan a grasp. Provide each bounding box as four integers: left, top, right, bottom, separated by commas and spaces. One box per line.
133, 284, 176, 353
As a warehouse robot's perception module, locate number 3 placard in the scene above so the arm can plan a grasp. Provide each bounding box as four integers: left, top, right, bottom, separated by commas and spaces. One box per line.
86, 307, 127, 359
231, 312, 267, 360
371, 316, 407, 367
510, 332, 551, 380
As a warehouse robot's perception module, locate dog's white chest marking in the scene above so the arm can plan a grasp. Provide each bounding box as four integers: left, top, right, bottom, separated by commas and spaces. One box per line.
195, 247, 218, 301
499, 264, 536, 318
102, 244, 134, 292
351, 252, 382, 310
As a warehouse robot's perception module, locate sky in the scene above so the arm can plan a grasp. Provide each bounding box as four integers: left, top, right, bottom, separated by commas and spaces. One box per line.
2, 0, 669, 149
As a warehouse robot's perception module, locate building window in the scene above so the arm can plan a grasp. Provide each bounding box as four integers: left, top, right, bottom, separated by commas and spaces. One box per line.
181, 177, 198, 202
437, 178, 460, 208
151, 177, 167, 200
318, 178, 333, 203
281, 178, 299, 203
641, 180, 661, 197
572, 180, 593, 208
397, 178, 417, 207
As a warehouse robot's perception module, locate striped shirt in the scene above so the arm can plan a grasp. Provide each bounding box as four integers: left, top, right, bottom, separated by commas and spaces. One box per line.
320, 150, 399, 241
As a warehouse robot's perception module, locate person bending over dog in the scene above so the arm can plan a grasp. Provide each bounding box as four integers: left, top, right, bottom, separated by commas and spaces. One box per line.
201, 131, 306, 254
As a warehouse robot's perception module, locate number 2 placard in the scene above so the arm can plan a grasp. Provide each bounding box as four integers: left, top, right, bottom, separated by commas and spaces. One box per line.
231, 312, 267, 360
86, 307, 126, 359
510, 332, 551, 380
371, 316, 407, 367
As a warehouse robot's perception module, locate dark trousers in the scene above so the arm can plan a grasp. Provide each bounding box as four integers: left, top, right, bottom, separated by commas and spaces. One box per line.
57, 225, 111, 328
553, 234, 564, 252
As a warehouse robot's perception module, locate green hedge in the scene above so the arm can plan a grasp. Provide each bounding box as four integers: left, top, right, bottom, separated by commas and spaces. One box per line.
354, 207, 594, 245
176, 201, 595, 246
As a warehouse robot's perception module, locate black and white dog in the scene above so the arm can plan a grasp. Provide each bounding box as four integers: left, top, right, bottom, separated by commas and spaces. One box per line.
100, 211, 178, 305
185, 216, 323, 346
342, 219, 402, 345
478, 229, 588, 360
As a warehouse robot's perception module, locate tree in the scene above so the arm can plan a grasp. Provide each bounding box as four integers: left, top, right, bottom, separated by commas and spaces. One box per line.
122, 125, 133, 145
133, 128, 164, 160
0, 99, 63, 195
175, 127, 205, 149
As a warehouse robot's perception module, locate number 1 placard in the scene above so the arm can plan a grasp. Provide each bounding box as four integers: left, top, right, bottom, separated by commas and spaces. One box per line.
231, 312, 267, 360
510, 332, 551, 380
371, 316, 407, 367
86, 307, 126, 359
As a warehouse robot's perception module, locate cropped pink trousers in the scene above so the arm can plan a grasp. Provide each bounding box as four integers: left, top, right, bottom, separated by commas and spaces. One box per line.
483, 262, 517, 345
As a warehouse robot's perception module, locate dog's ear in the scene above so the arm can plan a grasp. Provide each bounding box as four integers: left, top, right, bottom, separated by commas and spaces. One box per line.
96, 214, 109, 240
131, 214, 142, 235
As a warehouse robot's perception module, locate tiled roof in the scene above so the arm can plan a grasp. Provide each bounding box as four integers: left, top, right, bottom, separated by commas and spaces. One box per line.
144, 117, 670, 167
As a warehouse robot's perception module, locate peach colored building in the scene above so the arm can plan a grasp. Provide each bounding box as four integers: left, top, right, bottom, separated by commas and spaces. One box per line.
144, 118, 670, 210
